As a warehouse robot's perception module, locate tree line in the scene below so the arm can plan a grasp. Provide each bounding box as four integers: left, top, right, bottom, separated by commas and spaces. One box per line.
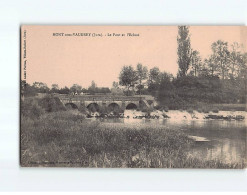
116, 26, 247, 108
21, 80, 111, 97
22, 26, 247, 108
177, 26, 247, 80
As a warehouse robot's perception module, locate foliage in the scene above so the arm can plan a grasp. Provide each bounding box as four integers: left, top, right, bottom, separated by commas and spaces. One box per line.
38, 95, 66, 112
148, 67, 161, 96
119, 65, 138, 95
136, 63, 148, 95
177, 26, 192, 77
21, 98, 45, 119
51, 84, 59, 93
211, 40, 230, 80
189, 50, 202, 76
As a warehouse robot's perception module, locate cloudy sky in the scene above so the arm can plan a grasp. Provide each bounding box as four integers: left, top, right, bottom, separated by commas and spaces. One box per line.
22, 26, 246, 88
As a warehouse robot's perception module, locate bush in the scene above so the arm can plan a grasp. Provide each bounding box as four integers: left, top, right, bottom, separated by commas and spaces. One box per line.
38, 95, 66, 112
21, 99, 45, 119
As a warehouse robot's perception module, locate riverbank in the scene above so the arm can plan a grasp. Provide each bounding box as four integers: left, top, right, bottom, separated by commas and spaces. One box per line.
21, 111, 246, 168
88, 109, 246, 121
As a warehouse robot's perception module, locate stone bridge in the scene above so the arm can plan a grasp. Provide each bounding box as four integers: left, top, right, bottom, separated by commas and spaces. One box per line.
56, 94, 157, 111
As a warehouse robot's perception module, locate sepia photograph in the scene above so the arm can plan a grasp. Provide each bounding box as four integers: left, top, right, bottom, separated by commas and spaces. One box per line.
20, 25, 247, 168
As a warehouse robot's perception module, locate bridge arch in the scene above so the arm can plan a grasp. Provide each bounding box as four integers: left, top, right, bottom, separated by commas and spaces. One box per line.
87, 103, 100, 112
108, 103, 121, 113
126, 103, 138, 110
65, 103, 78, 110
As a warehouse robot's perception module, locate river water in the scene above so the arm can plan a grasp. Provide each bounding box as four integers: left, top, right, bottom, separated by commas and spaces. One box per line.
92, 110, 246, 164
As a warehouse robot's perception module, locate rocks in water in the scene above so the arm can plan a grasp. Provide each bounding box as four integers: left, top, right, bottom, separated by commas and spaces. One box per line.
204, 114, 245, 121
86, 110, 245, 121
162, 113, 170, 118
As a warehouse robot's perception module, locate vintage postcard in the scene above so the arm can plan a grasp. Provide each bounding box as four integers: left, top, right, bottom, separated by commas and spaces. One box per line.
21, 26, 247, 168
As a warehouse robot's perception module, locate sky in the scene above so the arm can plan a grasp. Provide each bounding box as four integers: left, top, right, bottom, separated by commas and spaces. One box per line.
22, 26, 246, 88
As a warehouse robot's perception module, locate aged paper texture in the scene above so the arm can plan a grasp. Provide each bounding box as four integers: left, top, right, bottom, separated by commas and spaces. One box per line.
21, 26, 247, 168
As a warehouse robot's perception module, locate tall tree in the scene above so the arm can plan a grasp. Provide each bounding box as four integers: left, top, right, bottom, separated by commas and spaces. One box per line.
229, 42, 242, 79
177, 26, 192, 77
119, 65, 138, 96
51, 84, 59, 93
204, 55, 219, 77
190, 50, 202, 77
148, 67, 160, 84
211, 40, 230, 80
136, 63, 148, 95
157, 72, 174, 100
237, 52, 247, 80
148, 67, 161, 95
88, 80, 97, 94
70, 84, 82, 94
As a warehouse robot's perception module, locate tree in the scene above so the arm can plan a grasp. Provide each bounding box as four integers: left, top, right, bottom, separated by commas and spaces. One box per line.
190, 50, 202, 77
177, 26, 192, 77
204, 55, 219, 77
111, 81, 123, 95
51, 84, 59, 93
148, 67, 161, 96
59, 86, 70, 94
88, 80, 97, 94
112, 81, 119, 89
119, 65, 138, 96
211, 40, 230, 80
70, 84, 82, 94
32, 82, 49, 93
237, 52, 247, 80
136, 63, 148, 95
21, 81, 37, 97
229, 42, 242, 79
157, 72, 174, 102
148, 67, 160, 84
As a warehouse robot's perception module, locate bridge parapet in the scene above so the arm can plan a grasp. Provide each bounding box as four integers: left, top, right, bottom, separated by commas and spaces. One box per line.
56, 94, 157, 110
57, 94, 147, 101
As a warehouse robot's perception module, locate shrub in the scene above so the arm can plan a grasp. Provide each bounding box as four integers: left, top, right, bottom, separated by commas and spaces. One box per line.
38, 95, 66, 112
21, 99, 45, 119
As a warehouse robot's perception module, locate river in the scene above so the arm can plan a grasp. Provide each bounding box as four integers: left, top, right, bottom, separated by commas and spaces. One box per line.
90, 110, 246, 164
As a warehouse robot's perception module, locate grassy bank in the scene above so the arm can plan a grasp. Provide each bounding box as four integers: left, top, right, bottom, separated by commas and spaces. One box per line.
21, 110, 245, 168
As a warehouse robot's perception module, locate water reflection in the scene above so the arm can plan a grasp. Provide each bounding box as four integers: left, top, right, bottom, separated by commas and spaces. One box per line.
96, 117, 246, 164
